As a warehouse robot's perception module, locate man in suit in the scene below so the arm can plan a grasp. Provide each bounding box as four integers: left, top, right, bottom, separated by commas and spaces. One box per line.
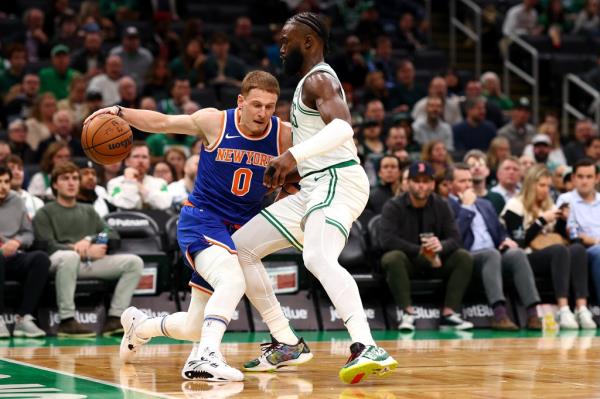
449, 163, 542, 330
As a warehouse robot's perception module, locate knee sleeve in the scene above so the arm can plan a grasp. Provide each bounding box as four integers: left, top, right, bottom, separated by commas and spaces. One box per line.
194, 246, 246, 319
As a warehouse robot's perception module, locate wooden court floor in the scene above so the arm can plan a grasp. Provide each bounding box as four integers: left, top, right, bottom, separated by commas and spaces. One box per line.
1, 331, 600, 398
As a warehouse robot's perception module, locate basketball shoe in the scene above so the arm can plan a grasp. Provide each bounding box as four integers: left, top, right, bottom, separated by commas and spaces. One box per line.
120, 306, 150, 363
182, 345, 244, 382
242, 335, 313, 372
338, 342, 398, 384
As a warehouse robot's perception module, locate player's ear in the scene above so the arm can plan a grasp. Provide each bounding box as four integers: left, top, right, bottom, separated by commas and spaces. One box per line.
304, 34, 312, 50
237, 94, 244, 110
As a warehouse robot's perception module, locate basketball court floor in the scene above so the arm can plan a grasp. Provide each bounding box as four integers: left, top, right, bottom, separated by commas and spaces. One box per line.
1, 330, 599, 398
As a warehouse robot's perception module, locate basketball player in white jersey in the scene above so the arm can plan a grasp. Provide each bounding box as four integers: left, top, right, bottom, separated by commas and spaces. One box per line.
233, 12, 398, 384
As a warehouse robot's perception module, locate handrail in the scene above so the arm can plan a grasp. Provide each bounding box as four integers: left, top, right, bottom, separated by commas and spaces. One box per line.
562, 74, 600, 136
449, 0, 482, 77
503, 34, 539, 125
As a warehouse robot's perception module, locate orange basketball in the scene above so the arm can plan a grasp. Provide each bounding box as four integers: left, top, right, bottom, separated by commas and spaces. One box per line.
81, 114, 133, 165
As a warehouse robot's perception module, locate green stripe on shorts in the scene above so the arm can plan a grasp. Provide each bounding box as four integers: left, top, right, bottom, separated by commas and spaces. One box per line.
325, 217, 349, 239
260, 209, 304, 251
305, 168, 338, 219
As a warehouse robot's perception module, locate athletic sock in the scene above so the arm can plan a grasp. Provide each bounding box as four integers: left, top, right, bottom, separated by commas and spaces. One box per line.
258, 305, 297, 345
135, 317, 166, 340
492, 302, 507, 321
200, 315, 228, 353
345, 314, 376, 347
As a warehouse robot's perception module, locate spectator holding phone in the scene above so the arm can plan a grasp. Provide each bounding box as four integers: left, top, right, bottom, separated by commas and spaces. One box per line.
502, 164, 595, 330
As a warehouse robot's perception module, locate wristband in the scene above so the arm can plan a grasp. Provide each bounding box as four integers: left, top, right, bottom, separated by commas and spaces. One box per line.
115, 105, 123, 117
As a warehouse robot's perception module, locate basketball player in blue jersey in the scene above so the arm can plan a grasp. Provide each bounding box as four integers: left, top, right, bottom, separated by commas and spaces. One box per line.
232, 13, 398, 384
85, 71, 312, 382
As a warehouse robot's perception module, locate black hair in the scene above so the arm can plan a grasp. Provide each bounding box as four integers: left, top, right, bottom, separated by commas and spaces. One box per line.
0, 164, 12, 180
286, 12, 329, 55
573, 158, 598, 175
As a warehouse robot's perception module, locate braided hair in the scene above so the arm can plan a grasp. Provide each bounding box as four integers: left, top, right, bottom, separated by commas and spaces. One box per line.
286, 12, 329, 55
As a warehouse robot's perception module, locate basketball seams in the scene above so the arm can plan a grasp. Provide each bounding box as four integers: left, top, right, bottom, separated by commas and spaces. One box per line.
83, 115, 115, 150
82, 114, 133, 164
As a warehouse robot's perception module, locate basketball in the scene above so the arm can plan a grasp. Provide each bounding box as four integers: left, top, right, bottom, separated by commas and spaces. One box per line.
81, 113, 133, 165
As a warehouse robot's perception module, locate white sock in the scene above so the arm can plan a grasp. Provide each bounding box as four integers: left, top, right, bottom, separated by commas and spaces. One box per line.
200, 316, 228, 352
261, 305, 298, 345
136, 289, 209, 341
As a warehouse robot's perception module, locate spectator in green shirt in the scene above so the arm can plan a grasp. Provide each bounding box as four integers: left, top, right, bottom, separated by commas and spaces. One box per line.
39, 44, 79, 100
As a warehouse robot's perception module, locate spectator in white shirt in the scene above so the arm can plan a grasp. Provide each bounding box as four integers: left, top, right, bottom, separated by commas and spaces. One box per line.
107, 142, 172, 210
491, 157, 522, 202
169, 154, 199, 210
87, 55, 123, 107
6, 154, 44, 218
411, 77, 462, 125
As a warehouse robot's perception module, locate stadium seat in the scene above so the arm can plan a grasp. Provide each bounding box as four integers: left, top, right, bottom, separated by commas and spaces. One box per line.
104, 211, 171, 294
165, 215, 183, 311
339, 221, 381, 287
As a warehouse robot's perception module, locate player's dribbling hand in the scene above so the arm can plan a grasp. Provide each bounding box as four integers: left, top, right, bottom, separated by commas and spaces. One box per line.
84, 106, 120, 125
264, 151, 297, 188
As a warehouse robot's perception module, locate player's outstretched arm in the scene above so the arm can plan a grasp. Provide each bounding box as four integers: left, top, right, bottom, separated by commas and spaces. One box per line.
263, 73, 353, 188
84, 106, 222, 142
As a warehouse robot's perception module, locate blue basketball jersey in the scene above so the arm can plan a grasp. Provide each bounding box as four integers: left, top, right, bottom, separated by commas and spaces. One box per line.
187, 108, 281, 226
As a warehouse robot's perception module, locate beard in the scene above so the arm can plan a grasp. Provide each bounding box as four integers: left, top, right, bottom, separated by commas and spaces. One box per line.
283, 46, 304, 76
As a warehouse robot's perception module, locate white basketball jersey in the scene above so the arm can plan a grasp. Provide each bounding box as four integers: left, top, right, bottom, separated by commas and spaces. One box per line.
290, 62, 360, 177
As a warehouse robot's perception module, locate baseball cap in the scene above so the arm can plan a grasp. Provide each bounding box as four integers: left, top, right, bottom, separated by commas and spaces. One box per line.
562, 166, 573, 182
51, 44, 70, 56
532, 133, 551, 146
516, 97, 531, 110
408, 161, 434, 179
74, 158, 95, 170
124, 26, 139, 37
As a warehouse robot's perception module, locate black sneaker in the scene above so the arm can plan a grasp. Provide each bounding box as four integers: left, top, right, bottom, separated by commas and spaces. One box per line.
57, 318, 96, 337
102, 316, 124, 336
439, 313, 474, 330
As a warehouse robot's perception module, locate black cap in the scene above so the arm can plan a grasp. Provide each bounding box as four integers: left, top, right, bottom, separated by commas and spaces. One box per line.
408, 161, 434, 179
74, 158, 95, 170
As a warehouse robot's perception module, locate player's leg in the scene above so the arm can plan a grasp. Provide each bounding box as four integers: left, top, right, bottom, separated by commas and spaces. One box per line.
119, 287, 210, 362
303, 209, 397, 384
233, 199, 313, 371
302, 166, 397, 384
181, 245, 246, 381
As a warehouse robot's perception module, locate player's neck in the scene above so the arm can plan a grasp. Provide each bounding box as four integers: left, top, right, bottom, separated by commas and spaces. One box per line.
300, 56, 324, 76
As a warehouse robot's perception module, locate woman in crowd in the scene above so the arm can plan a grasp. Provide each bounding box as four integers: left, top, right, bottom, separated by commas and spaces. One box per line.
487, 136, 511, 179
25, 93, 57, 152
501, 165, 596, 330
421, 139, 452, 177
152, 161, 176, 185
164, 147, 187, 181
27, 141, 71, 198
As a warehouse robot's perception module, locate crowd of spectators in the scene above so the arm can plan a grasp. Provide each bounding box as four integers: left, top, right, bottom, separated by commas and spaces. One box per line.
2, 0, 600, 335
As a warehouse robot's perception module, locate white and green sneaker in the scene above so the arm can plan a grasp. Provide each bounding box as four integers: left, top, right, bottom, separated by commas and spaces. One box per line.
339, 342, 398, 384
243, 335, 313, 372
